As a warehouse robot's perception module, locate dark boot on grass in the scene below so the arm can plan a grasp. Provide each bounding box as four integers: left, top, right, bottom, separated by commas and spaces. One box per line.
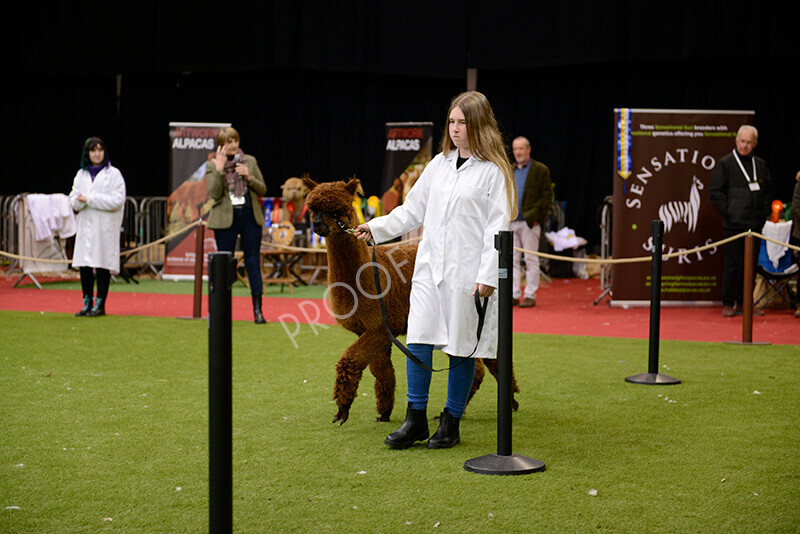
252, 294, 266, 324
427, 408, 460, 449
385, 403, 428, 449
86, 297, 106, 317
75, 296, 93, 317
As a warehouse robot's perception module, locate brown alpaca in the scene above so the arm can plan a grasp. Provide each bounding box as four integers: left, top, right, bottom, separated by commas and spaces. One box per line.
303, 177, 518, 424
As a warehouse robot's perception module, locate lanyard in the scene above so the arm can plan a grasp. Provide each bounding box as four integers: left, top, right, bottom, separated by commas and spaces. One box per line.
732, 149, 757, 183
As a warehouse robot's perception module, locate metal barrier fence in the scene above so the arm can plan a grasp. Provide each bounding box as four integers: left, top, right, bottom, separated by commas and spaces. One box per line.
0, 194, 170, 277
138, 197, 168, 275
1, 195, 20, 274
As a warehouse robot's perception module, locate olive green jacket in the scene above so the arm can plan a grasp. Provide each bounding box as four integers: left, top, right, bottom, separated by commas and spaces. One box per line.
519, 158, 553, 226
206, 154, 267, 229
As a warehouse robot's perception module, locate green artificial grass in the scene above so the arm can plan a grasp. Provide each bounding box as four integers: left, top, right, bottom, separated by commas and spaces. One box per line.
1, 310, 799, 532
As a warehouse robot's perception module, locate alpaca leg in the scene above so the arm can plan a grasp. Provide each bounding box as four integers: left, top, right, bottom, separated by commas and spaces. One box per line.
332, 331, 386, 425
368, 342, 395, 422
466, 358, 487, 408
482, 358, 520, 411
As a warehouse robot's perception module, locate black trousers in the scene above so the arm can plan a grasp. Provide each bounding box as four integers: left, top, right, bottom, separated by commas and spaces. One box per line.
79, 266, 111, 300
213, 207, 263, 296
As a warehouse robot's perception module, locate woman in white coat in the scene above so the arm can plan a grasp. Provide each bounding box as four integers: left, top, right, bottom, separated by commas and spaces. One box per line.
68, 137, 126, 317
355, 91, 518, 449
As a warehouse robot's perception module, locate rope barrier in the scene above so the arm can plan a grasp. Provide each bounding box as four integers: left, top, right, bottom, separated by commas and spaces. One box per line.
122, 219, 204, 255
514, 230, 800, 265
261, 234, 423, 254
0, 219, 204, 264
1, 225, 797, 268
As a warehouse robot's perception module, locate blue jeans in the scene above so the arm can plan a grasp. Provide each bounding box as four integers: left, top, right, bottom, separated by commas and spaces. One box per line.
406, 343, 476, 419
214, 207, 263, 296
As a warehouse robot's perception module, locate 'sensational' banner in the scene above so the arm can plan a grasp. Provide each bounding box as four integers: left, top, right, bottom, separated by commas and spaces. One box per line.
163, 122, 230, 279
611, 108, 754, 306
380, 122, 433, 214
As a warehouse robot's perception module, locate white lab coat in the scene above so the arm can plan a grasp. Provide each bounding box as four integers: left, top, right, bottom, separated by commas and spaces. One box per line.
68, 165, 126, 273
368, 150, 510, 359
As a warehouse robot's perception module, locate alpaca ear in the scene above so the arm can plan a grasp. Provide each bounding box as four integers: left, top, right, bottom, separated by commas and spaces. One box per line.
345, 177, 364, 197
301, 175, 318, 191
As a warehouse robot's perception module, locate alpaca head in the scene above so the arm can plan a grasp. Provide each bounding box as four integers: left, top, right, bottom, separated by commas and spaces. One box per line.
281, 176, 310, 203
302, 176, 364, 237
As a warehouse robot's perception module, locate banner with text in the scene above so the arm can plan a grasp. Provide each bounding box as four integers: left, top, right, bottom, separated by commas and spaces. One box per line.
380, 122, 433, 214
163, 122, 230, 278
611, 108, 754, 305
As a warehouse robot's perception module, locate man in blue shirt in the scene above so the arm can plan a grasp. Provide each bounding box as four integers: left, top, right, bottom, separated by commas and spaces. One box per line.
510, 136, 553, 307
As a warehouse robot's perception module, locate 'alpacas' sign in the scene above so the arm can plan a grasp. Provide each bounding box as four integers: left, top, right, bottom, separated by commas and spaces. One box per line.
303, 177, 518, 424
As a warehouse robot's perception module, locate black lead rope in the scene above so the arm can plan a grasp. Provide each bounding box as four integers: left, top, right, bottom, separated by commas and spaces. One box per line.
370, 242, 488, 373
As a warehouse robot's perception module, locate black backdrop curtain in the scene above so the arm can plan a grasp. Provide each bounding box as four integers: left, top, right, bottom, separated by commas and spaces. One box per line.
4, 1, 798, 250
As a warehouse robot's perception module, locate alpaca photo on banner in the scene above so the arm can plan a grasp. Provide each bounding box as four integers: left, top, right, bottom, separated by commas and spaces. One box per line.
659, 175, 704, 234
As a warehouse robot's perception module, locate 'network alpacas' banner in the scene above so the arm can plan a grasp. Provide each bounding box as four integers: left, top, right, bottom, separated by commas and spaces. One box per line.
380, 122, 433, 214
611, 108, 754, 306
163, 122, 230, 279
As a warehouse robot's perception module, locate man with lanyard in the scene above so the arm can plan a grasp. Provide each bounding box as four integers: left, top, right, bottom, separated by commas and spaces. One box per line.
710, 125, 773, 317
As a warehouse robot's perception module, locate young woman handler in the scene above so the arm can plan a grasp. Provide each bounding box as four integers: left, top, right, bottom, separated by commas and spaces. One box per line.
355, 91, 517, 449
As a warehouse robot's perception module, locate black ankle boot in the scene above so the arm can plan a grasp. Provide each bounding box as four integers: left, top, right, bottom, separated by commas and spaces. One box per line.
86, 297, 106, 317
427, 408, 460, 449
75, 296, 93, 317
252, 294, 266, 324
385, 403, 429, 449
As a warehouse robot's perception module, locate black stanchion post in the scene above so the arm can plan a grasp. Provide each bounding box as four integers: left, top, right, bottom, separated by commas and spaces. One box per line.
464, 230, 545, 475
496, 229, 514, 457
625, 220, 680, 385
209, 252, 234, 534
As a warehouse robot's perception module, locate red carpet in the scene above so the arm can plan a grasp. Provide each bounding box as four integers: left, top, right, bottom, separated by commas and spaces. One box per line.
2, 275, 798, 345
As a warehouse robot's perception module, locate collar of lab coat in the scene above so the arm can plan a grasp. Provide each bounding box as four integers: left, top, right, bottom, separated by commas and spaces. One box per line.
444, 149, 474, 171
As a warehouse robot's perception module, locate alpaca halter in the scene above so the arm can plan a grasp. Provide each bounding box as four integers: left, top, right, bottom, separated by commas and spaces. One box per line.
334, 216, 356, 234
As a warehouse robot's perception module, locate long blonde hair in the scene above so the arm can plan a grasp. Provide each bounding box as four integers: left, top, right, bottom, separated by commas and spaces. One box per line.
441, 91, 518, 220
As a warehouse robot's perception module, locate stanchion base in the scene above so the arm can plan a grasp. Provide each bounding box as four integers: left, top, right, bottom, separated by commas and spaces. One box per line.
724, 340, 771, 346
464, 453, 545, 476
625, 372, 681, 385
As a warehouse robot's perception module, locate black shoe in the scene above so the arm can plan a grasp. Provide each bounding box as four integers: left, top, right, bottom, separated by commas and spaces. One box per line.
385, 403, 429, 449
86, 297, 106, 317
427, 408, 460, 449
75, 296, 93, 317
252, 294, 266, 324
